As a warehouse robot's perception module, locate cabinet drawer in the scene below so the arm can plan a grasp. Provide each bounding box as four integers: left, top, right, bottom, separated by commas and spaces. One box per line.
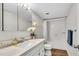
21, 42, 44, 56
39, 47, 45, 56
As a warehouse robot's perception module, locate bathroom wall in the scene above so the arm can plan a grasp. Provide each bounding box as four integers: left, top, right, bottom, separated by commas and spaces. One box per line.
66, 4, 77, 56
43, 21, 47, 41
77, 4, 79, 46
43, 21, 50, 42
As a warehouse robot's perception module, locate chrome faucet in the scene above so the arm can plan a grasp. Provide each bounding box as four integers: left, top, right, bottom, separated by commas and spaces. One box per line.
0, 43, 2, 48
12, 38, 18, 45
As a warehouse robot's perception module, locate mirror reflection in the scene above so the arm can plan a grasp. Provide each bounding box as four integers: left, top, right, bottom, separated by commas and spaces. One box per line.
4, 3, 17, 31
18, 3, 32, 31
0, 3, 2, 31
0, 3, 32, 31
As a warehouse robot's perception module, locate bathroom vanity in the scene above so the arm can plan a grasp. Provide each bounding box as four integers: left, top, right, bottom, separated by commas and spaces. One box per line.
0, 39, 45, 56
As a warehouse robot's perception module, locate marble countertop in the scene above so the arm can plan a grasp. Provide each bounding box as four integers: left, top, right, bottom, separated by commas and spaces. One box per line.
0, 39, 45, 56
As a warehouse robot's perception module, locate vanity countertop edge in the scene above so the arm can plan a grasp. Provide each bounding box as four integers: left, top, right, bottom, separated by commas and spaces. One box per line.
0, 39, 45, 56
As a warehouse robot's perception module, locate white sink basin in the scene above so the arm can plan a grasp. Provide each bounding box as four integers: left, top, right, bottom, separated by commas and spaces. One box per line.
0, 41, 34, 56
0, 46, 24, 56
17, 41, 33, 48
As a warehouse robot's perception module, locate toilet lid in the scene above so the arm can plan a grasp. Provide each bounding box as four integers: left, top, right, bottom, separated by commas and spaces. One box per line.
44, 44, 52, 49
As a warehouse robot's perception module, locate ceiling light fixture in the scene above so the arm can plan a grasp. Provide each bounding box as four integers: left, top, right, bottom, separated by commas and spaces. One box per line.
18, 3, 30, 10
45, 12, 50, 15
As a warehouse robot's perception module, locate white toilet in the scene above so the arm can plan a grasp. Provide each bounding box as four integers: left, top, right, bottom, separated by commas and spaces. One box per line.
44, 43, 52, 56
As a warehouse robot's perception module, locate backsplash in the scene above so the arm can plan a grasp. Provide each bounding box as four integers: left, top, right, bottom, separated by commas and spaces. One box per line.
0, 31, 30, 41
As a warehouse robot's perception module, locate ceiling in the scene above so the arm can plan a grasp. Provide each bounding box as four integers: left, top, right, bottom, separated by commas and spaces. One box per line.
4, 3, 73, 20
30, 3, 73, 20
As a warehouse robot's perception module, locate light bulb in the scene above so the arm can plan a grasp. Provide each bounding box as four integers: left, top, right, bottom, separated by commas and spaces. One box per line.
32, 22, 37, 26
18, 3, 31, 10
27, 27, 36, 32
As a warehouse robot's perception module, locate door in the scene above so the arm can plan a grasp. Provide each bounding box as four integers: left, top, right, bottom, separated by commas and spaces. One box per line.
48, 18, 66, 50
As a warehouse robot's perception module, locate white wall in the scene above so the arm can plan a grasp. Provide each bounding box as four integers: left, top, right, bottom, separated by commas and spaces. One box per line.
66, 4, 77, 56
43, 21, 47, 40
76, 3, 79, 55
77, 4, 79, 46
43, 21, 49, 42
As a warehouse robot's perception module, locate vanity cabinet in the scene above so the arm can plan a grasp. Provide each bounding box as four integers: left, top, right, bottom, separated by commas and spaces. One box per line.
21, 41, 45, 56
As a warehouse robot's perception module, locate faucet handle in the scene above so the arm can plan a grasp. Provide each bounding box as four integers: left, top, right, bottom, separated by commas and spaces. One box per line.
12, 38, 18, 45
20, 37, 24, 39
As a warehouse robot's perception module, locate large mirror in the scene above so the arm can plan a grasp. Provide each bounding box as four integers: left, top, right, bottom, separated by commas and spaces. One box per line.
18, 4, 32, 31
0, 3, 2, 31
0, 3, 32, 31
4, 3, 17, 31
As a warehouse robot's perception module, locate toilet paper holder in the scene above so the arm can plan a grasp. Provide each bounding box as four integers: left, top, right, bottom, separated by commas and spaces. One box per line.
74, 45, 79, 49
